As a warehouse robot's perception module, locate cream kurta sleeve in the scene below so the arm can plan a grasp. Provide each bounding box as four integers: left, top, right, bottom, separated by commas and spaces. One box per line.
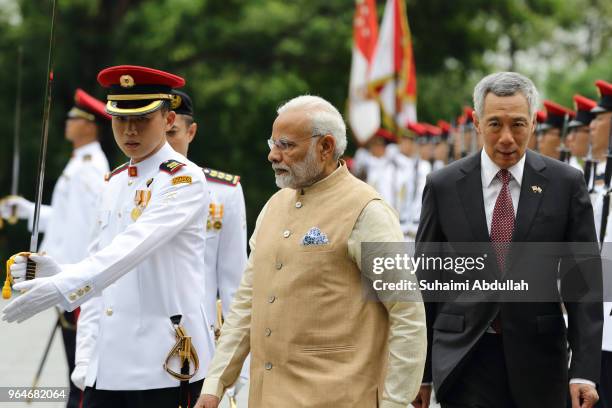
202, 202, 269, 398
348, 199, 427, 408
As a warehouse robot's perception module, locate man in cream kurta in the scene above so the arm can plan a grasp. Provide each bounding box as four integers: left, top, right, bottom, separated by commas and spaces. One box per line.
197, 95, 427, 408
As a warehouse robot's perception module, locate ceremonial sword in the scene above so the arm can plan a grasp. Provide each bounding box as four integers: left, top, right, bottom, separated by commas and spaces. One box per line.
3, 0, 57, 297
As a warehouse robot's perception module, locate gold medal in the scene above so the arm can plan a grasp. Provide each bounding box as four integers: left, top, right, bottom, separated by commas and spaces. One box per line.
131, 207, 142, 221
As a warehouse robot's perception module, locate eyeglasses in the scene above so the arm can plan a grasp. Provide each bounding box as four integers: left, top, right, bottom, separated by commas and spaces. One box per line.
267, 134, 322, 152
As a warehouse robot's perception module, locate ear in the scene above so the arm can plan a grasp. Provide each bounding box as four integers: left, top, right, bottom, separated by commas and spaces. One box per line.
165, 110, 176, 131
187, 122, 197, 143
319, 134, 336, 161
472, 112, 481, 135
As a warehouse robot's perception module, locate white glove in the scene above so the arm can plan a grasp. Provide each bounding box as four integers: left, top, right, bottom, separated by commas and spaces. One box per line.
0, 195, 34, 219
70, 364, 88, 391
10, 254, 62, 284
2, 277, 62, 323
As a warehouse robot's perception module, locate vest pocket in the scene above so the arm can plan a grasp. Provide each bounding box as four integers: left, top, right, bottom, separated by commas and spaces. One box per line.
300, 344, 356, 353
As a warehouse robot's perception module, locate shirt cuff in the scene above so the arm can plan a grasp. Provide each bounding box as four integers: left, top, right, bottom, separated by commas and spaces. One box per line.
201, 377, 225, 399
570, 378, 596, 387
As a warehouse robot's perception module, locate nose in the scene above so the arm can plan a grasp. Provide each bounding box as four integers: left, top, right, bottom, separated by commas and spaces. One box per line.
268, 147, 281, 163
126, 118, 138, 135
499, 124, 514, 145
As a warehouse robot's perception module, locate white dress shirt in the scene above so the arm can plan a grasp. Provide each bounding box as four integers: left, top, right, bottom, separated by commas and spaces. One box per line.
480, 148, 524, 235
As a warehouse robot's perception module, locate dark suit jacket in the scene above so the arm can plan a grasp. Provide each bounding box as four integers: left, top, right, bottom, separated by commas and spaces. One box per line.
416, 150, 603, 408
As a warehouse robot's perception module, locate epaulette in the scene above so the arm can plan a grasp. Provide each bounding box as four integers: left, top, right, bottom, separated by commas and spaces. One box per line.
160, 159, 186, 175
203, 167, 240, 186
104, 162, 129, 182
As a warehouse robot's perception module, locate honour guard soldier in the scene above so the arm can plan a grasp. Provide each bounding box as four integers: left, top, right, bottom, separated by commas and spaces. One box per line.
166, 90, 249, 399
403, 122, 431, 240
3, 65, 215, 408
567, 95, 597, 172
1, 88, 110, 408
538, 100, 574, 160
588, 79, 612, 408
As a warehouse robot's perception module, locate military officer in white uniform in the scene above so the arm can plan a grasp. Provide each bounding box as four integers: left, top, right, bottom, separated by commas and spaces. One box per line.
1, 88, 110, 408
566, 95, 597, 173
588, 79, 612, 408
166, 90, 249, 398
3, 65, 214, 408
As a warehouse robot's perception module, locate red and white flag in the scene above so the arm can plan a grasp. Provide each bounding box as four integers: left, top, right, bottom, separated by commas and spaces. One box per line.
348, 0, 380, 145
368, 0, 417, 129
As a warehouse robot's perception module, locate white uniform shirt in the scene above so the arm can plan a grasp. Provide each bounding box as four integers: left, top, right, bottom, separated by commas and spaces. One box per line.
67, 142, 214, 390
32, 141, 108, 263
394, 154, 417, 239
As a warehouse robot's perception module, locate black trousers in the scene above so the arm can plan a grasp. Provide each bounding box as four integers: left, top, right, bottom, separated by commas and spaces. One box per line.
82, 379, 204, 408
61, 310, 81, 408
596, 350, 612, 408
439, 334, 517, 408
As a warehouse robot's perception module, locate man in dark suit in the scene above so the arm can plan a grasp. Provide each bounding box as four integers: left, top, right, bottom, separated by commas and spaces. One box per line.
412, 72, 603, 408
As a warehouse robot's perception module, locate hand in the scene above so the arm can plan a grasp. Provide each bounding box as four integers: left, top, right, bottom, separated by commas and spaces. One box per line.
10, 253, 62, 283
0, 195, 34, 219
2, 277, 61, 323
194, 394, 220, 408
570, 383, 599, 408
70, 364, 88, 391
412, 384, 432, 408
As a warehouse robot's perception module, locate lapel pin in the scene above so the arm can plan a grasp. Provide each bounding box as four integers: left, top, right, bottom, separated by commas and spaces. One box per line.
531, 185, 542, 194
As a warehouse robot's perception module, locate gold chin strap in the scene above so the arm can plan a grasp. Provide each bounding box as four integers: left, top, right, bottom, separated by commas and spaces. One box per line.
163, 323, 199, 381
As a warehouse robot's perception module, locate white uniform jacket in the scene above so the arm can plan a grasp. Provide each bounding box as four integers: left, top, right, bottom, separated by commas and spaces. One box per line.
63, 142, 214, 390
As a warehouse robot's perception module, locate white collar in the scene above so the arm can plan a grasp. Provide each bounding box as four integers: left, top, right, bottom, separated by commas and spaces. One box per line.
481, 148, 525, 187
128, 142, 176, 178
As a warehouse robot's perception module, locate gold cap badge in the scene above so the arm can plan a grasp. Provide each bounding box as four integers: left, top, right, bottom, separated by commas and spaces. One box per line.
170, 94, 182, 109
120, 74, 135, 88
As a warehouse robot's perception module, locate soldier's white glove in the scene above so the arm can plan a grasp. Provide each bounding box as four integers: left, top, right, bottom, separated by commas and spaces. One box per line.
10, 254, 62, 284
2, 277, 62, 323
70, 364, 88, 391
226, 375, 248, 397
0, 195, 34, 219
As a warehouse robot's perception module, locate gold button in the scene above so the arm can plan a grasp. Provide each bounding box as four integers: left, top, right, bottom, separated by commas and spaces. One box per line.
295, 202, 302, 208
265, 328, 272, 336
77, 289, 84, 297
283, 230, 291, 238
69, 293, 77, 301
275, 262, 282, 270
128, 180, 133, 186
84, 285, 91, 293
265, 362, 273, 370
106, 308, 113, 316
268, 295, 276, 303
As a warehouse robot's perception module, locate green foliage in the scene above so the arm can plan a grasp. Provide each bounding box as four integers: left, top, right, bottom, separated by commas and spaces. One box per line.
0, 0, 609, 265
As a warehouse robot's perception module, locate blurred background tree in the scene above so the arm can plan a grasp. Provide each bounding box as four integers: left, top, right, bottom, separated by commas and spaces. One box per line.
0, 0, 610, 263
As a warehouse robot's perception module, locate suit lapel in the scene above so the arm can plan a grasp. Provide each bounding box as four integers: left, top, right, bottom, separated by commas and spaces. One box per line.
456, 153, 489, 243
513, 150, 548, 242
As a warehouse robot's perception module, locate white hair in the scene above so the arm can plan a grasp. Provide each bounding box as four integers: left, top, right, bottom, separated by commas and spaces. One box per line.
277, 95, 347, 160
473, 72, 539, 119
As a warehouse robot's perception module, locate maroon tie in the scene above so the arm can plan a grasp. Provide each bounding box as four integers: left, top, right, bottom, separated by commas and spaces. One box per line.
490, 169, 514, 333
490, 169, 515, 271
